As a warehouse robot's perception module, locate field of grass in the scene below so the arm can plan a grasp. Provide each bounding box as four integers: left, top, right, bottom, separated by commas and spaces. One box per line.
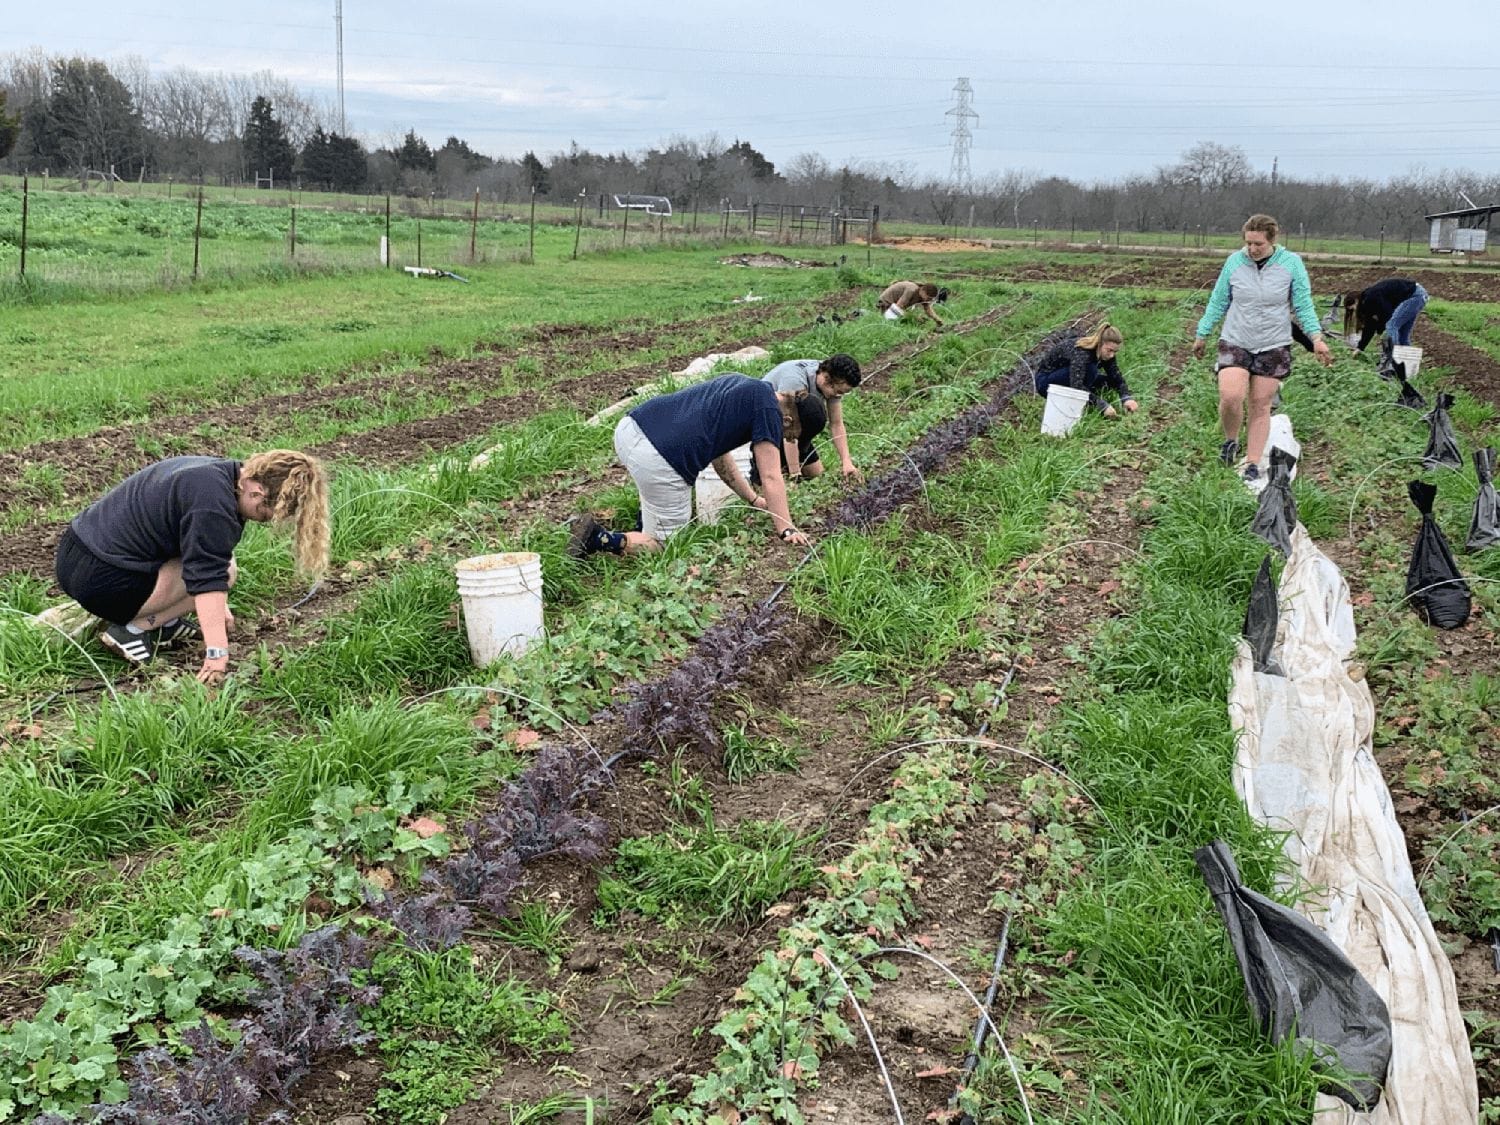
1, 222, 1498, 1122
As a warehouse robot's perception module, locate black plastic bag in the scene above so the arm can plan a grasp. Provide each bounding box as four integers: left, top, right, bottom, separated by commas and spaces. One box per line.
1469, 447, 1500, 553
1250, 448, 1298, 556
1407, 479, 1471, 628
1395, 366, 1425, 410
1242, 555, 1284, 675
1422, 393, 1462, 470
1196, 840, 1391, 1109
1375, 336, 1398, 382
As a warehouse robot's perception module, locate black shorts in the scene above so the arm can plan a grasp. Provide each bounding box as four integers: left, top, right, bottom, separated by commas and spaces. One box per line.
749, 438, 820, 483
1216, 342, 1293, 380
54, 527, 156, 625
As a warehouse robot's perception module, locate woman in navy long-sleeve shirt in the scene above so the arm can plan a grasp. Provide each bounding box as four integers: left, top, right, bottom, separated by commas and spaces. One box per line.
1033, 323, 1138, 418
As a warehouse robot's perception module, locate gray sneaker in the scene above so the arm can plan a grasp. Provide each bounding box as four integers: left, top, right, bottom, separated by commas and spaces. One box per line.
1220, 439, 1239, 467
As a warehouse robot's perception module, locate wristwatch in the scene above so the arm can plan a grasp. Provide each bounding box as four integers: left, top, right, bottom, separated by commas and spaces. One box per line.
779, 527, 796, 540
204, 647, 230, 660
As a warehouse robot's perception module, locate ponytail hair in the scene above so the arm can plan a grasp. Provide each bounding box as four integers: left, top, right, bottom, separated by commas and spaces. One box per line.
241, 450, 331, 580
1076, 322, 1124, 351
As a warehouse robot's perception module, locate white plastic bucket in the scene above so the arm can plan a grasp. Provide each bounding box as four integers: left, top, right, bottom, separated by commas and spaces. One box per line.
455, 552, 544, 666
1392, 345, 1422, 378
883, 304, 905, 320
695, 444, 753, 525
1041, 384, 1090, 437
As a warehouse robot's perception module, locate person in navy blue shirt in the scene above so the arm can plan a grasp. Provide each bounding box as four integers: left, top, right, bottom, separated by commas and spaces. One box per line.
569, 374, 811, 558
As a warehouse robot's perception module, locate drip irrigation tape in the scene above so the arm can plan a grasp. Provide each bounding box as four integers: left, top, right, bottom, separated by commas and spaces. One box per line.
951, 910, 1014, 1124
402, 682, 603, 776
1416, 802, 1500, 889
1343, 454, 1463, 543
851, 946, 1036, 1125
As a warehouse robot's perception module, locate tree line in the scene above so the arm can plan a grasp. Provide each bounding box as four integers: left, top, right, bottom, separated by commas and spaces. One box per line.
2, 49, 1495, 239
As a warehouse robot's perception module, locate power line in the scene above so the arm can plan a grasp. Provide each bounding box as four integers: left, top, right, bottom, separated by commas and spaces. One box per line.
334, 0, 344, 134
946, 77, 978, 187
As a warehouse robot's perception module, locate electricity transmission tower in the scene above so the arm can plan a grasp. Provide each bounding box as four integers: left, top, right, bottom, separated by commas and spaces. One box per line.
946, 77, 978, 188
335, 0, 346, 134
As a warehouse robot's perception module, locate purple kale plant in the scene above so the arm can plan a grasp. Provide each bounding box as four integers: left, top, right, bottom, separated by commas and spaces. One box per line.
51, 927, 377, 1125
489, 746, 609, 864
68, 1031, 268, 1125
367, 890, 473, 952
426, 745, 606, 917
617, 601, 795, 760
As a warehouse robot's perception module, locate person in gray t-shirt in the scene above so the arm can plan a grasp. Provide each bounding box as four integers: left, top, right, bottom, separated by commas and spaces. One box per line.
758, 353, 863, 483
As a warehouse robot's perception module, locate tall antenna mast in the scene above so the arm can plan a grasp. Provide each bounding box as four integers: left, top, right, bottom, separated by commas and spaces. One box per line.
946, 77, 978, 188
335, 0, 346, 134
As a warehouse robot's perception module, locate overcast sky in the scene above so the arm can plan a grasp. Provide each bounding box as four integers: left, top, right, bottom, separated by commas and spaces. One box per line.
10, 0, 1500, 188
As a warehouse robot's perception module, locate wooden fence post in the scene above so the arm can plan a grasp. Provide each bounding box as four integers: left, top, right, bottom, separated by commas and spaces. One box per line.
290, 205, 297, 258
470, 189, 480, 262
192, 184, 205, 279
19, 175, 28, 279
529, 187, 537, 261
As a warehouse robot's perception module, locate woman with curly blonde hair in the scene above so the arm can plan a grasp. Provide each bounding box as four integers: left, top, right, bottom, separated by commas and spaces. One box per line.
55, 450, 330, 684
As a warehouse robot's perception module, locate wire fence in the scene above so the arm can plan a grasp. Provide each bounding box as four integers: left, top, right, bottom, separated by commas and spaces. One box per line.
5, 173, 1490, 297
0, 176, 860, 295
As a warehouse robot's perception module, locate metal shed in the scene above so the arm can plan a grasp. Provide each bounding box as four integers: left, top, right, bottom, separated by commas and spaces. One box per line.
1424, 204, 1498, 254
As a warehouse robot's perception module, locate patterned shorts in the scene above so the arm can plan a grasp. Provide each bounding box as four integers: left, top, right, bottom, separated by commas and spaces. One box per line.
1216, 341, 1292, 380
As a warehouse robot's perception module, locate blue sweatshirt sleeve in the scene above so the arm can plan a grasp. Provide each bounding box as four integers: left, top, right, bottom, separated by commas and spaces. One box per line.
1195, 256, 1238, 338
1286, 252, 1322, 340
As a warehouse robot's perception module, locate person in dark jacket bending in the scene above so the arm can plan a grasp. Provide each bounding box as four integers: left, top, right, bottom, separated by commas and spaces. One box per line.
1343, 278, 1429, 353
1033, 322, 1138, 418
55, 451, 330, 684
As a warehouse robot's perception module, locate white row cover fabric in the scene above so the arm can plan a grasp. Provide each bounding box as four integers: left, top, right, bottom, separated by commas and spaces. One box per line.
1229, 524, 1477, 1122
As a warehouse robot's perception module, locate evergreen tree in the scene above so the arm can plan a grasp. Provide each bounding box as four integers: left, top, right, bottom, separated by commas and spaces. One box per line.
25, 57, 145, 176
395, 129, 435, 172
435, 135, 491, 170
521, 150, 548, 194
299, 125, 334, 188
0, 91, 18, 162
244, 95, 296, 184
329, 132, 367, 192
727, 139, 778, 181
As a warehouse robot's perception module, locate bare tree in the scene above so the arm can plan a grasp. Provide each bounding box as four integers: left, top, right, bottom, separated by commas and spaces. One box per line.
145, 66, 230, 178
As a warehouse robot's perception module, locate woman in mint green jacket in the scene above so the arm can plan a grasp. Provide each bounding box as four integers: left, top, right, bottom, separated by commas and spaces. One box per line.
1192, 214, 1331, 485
